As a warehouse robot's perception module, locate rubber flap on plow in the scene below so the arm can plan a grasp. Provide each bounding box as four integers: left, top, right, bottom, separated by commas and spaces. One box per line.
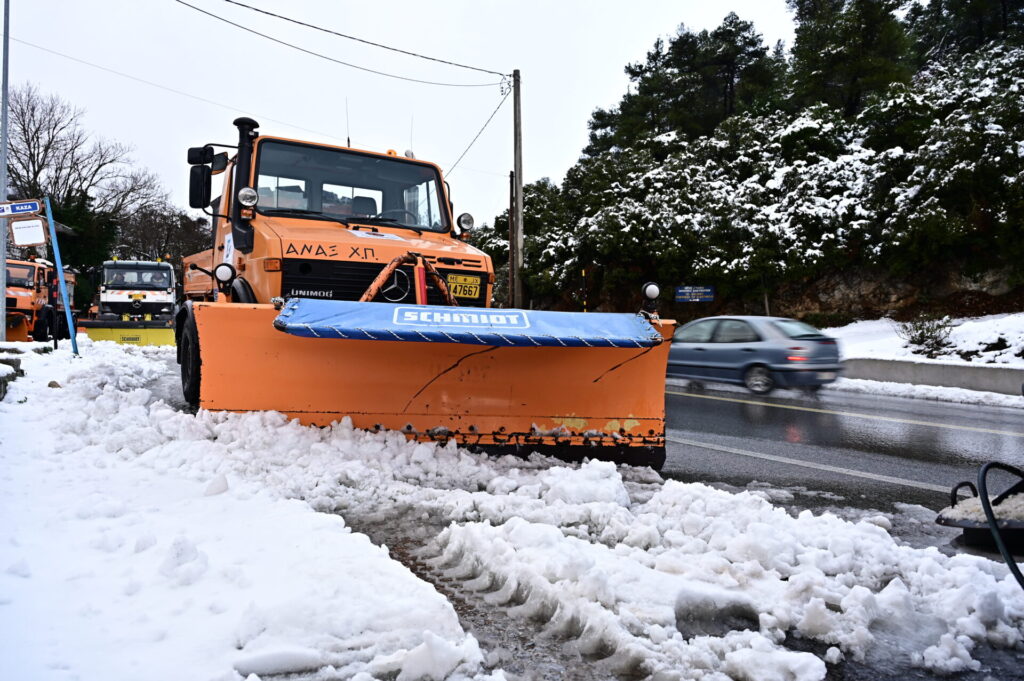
194, 300, 674, 468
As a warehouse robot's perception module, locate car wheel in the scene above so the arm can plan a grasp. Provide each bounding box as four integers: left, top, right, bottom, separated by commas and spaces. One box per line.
743, 366, 775, 395
180, 310, 201, 407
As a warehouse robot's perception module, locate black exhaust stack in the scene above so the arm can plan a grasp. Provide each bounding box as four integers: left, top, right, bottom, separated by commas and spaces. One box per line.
231, 117, 259, 254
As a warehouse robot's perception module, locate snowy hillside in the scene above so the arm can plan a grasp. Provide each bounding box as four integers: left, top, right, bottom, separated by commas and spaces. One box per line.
2, 340, 1023, 680
474, 39, 1024, 314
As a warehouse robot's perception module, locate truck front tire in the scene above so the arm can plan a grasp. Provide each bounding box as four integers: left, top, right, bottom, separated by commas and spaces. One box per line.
31, 307, 53, 342
180, 310, 201, 407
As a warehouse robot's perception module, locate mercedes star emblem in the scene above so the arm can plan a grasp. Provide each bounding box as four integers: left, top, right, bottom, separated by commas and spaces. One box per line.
381, 269, 411, 302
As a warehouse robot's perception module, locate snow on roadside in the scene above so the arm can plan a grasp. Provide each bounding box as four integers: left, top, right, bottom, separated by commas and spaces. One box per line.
2, 341, 1024, 680
0, 340, 495, 681
826, 376, 1024, 409
667, 374, 1024, 409
824, 313, 1024, 366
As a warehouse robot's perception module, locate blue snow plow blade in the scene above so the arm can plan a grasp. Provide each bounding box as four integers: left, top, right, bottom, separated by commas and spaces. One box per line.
273, 299, 663, 348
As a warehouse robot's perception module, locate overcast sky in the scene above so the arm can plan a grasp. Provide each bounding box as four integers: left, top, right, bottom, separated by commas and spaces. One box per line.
8, 0, 794, 225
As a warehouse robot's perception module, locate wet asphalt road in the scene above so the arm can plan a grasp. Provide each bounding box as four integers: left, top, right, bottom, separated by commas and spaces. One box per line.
660, 382, 1024, 681
662, 381, 1024, 514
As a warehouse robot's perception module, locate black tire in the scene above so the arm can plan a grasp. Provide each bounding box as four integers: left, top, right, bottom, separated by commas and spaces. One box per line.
743, 365, 775, 395
180, 310, 201, 407
31, 307, 53, 342
230, 278, 257, 304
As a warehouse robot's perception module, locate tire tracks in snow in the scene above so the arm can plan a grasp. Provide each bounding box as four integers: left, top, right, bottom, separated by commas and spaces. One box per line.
347, 506, 627, 681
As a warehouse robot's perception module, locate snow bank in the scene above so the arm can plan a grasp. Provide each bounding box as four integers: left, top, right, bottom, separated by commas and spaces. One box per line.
825, 313, 1024, 367
826, 376, 1024, 409
0, 340, 493, 681
668, 373, 1024, 409
2, 340, 1024, 680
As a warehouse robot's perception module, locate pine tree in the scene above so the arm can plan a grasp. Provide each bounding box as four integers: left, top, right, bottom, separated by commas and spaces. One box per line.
905, 0, 1024, 64
789, 0, 912, 115
585, 14, 781, 155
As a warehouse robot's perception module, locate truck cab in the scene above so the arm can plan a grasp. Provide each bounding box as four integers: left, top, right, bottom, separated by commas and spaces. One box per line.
93, 260, 176, 322
5, 258, 75, 342
183, 118, 494, 309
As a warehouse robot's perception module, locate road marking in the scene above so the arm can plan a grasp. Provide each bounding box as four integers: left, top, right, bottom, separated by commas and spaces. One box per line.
667, 435, 951, 493
665, 389, 1024, 438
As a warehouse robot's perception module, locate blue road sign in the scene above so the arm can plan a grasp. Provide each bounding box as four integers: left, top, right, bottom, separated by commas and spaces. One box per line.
0, 200, 41, 216
675, 285, 715, 302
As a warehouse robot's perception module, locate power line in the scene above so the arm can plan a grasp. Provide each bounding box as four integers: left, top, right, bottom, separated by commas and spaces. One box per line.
220, 0, 507, 78
12, 36, 510, 176
446, 90, 510, 176
172, 0, 504, 88
9, 37, 356, 145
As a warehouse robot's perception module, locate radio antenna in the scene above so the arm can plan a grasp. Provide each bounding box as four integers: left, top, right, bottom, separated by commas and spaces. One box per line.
345, 97, 351, 147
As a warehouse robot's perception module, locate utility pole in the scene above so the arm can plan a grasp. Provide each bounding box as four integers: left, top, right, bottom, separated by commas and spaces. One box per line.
511, 69, 524, 309
507, 170, 516, 307
0, 0, 10, 342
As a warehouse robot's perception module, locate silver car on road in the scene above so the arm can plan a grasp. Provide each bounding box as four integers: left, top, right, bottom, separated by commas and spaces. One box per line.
667, 316, 842, 394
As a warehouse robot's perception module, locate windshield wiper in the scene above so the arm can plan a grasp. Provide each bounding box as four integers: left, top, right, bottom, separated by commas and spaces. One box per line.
262, 209, 425, 235
261, 208, 351, 226
351, 216, 423, 235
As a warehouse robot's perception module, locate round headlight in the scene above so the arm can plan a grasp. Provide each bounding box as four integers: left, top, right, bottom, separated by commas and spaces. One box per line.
642, 282, 660, 300
214, 263, 236, 283
457, 213, 474, 231
237, 186, 259, 207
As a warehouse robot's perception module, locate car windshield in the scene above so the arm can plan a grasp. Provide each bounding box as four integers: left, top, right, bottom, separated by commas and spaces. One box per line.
6, 264, 35, 288
771, 319, 825, 338
255, 140, 449, 233
104, 266, 174, 290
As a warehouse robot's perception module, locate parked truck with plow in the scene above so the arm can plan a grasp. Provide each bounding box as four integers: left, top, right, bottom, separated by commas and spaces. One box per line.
5, 257, 76, 342
180, 118, 673, 468
80, 259, 176, 345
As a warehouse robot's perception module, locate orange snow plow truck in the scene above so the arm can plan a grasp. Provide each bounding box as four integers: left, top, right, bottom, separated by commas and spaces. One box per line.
5, 258, 76, 342
180, 118, 673, 468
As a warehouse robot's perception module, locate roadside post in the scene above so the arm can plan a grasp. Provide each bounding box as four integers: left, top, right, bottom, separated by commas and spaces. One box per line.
5, 197, 79, 354
43, 197, 78, 355
0, 0, 10, 342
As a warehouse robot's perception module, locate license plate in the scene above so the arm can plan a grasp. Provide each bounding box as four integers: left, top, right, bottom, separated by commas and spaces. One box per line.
446, 274, 481, 299
130, 293, 146, 300
817, 371, 836, 380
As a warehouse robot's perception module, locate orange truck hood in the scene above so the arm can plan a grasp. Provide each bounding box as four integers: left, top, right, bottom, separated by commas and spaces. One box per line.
258, 216, 489, 266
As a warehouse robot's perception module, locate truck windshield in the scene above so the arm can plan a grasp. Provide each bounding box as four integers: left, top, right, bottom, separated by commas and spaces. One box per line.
6, 264, 35, 288
104, 266, 174, 290
255, 140, 450, 233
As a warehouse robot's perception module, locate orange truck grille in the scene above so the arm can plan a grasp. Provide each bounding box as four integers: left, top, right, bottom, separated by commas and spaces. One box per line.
281, 258, 488, 306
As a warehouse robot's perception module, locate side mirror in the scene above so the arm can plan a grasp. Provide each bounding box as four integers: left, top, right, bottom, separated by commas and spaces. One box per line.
187, 146, 214, 165
189, 165, 212, 208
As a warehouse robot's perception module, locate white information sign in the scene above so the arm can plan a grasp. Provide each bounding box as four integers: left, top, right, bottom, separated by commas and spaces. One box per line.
10, 217, 48, 247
